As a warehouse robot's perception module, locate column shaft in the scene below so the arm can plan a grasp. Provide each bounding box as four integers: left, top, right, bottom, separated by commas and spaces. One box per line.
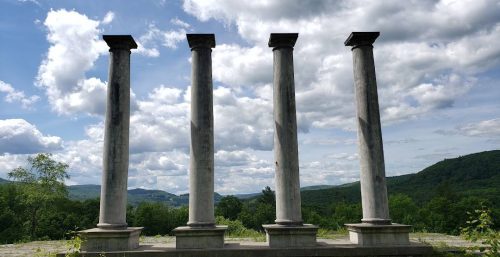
346, 32, 390, 225
270, 33, 302, 225
98, 35, 137, 229
187, 34, 216, 227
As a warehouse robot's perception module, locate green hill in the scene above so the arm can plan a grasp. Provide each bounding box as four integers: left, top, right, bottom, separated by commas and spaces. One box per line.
67, 184, 223, 207
301, 150, 500, 208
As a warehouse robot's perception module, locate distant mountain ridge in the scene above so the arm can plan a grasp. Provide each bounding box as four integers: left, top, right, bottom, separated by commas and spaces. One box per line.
68, 184, 222, 207
301, 150, 500, 207
2, 150, 498, 208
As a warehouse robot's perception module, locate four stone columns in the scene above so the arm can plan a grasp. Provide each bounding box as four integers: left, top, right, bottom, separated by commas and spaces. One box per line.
79, 35, 142, 252
262, 33, 318, 248
79, 32, 412, 252
173, 34, 227, 249
344, 32, 410, 246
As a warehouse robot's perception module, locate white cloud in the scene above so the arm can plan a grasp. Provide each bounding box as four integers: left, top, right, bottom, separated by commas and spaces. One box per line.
135, 41, 160, 57
457, 118, 500, 137
101, 11, 114, 24
170, 18, 191, 29
183, 0, 500, 129
213, 86, 274, 151
0, 154, 28, 179
212, 44, 271, 88
17, 0, 40, 6
135, 20, 192, 57
0, 80, 39, 109
36, 9, 108, 116
0, 119, 62, 154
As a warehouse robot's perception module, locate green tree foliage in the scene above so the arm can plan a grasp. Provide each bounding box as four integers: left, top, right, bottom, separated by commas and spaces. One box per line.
0, 150, 499, 243
0, 184, 25, 242
238, 186, 276, 231
389, 194, 419, 226
258, 186, 276, 206
215, 195, 243, 220
462, 206, 500, 256
130, 202, 187, 236
8, 153, 69, 239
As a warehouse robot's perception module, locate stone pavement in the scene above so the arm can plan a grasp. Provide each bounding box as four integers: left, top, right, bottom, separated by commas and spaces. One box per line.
0, 233, 483, 257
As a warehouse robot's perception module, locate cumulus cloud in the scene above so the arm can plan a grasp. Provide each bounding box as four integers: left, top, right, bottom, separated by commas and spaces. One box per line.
170, 18, 191, 29
135, 18, 192, 57
183, 0, 500, 129
0, 119, 62, 154
212, 44, 271, 88
36, 9, 108, 116
457, 118, 500, 137
101, 11, 114, 24
0, 80, 39, 109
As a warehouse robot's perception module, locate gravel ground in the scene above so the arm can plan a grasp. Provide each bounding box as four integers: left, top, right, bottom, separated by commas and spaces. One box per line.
0, 233, 485, 257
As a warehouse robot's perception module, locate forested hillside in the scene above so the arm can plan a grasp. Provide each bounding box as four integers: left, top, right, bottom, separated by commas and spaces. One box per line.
301, 150, 500, 207
0, 150, 498, 243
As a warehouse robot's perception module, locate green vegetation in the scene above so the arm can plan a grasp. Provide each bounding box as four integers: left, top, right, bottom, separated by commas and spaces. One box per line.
461, 206, 500, 256
0, 150, 498, 244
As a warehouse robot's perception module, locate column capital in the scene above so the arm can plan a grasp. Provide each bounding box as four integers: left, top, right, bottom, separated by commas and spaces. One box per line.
187, 34, 216, 49
268, 33, 298, 48
344, 32, 380, 48
103, 35, 138, 50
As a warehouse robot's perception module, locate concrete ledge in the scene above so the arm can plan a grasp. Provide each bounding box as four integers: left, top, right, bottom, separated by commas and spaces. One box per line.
263, 224, 318, 248
78, 227, 143, 252
346, 223, 411, 246
173, 225, 227, 249
56, 241, 433, 257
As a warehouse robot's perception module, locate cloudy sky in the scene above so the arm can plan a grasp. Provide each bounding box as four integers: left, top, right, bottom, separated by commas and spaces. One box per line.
0, 0, 499, 195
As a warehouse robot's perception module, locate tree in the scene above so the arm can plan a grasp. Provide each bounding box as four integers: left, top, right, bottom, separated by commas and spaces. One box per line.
8, 153, 69, 239
216, 195, 243, 220
258, 186, 275, 207
389, 194, 419, 226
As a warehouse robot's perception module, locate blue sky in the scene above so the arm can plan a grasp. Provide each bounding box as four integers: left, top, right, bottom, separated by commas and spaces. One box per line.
0, 0, 499, 194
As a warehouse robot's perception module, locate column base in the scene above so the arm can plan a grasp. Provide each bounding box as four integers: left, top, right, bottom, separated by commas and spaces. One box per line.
173, 225, 227, 249
263, 224, 318, 248
345, 223, 411, 246
78, 227, 143, 252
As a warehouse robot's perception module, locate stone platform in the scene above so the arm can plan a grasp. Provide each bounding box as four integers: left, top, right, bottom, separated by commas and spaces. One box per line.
346, 223, 411, 246
173, 225, 227, 249
56, 239, 433, 257
263, 224, 318, 248
78, 227, 143, 252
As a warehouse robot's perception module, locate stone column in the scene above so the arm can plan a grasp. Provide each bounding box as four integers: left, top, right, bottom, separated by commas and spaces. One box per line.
187, 34, 216, 228
78, 35, 142, 252
344, 32, 410, 246
173, 34, 226, 249
263, 33, 317, 248
97, 35, 136, 229
270, 33, 302, 225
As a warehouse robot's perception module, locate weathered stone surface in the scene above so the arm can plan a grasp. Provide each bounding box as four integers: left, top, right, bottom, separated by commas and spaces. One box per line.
186, 34, 217, 228
269, 33, 303, 226
263, 224, 318, 248
79, 227, 143, 252
346, 223, 411, 246
77, 35, 141, 252
98, 35, 137, 230
172, 34, 226, 249
345, 31, 411, 246
344, 32, 380, 47
346, 32, 391, 225
56, 238, 433, 257
173, 226, 227, 249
